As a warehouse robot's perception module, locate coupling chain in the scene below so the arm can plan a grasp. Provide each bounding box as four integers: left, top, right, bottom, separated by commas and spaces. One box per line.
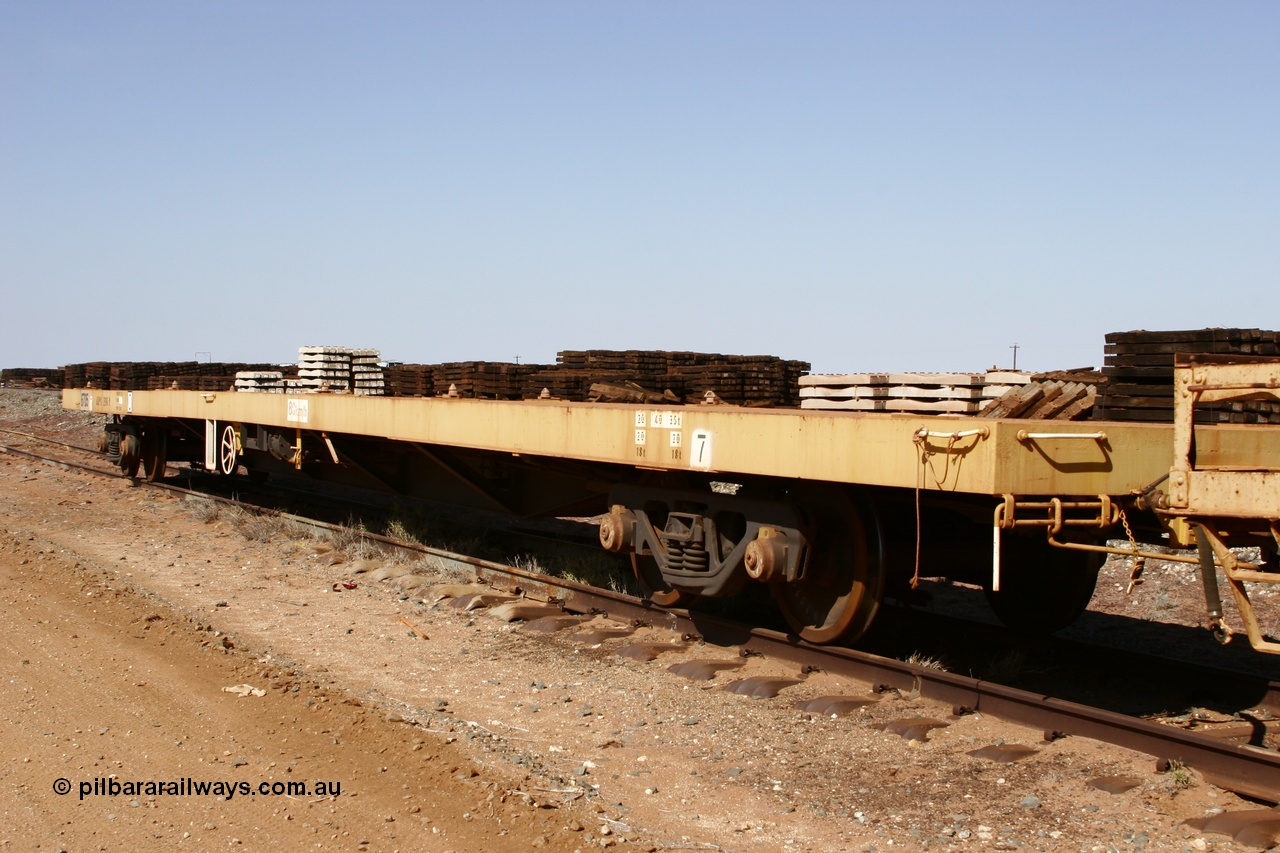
1119, 506, 1146, 594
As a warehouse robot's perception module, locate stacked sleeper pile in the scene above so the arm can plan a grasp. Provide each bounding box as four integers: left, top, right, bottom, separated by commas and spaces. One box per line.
351, 349, 385, 397
0, 368, 65, 387
258, 346, 386, 395
234, 371, 285, 393
521, 365, 625, 401
1095, 329, 1280, 424
799, 372, 1029, 414
384, 364, 434, 397
294, 346, 352, 393
61, 363, 111, 388
978, 375, 1102, 420
434, 362, 544, 398
43, 349, 810, 406
59, 361, 278, 390
527, 351, 809, 406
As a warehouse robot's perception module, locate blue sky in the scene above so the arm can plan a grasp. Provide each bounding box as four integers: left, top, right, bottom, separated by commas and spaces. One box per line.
2, 2, 1276, 373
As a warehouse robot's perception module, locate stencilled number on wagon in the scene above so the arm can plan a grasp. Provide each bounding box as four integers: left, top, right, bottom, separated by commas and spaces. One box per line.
287, 398, 310, 424
689, 429, 712, 470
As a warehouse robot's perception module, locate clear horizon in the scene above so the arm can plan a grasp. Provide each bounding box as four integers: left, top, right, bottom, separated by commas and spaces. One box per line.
3, 2, 1276, 374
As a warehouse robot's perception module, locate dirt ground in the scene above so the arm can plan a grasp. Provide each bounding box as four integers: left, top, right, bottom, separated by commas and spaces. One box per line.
0, 388, 1272, 852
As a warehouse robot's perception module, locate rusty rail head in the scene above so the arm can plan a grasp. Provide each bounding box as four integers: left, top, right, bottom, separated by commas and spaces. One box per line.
464, 557, 1280, 805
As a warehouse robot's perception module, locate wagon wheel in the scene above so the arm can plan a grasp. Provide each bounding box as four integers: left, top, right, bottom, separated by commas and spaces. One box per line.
141, 428, 168, 483
118, 433, 142, 478
217, 424, 239, 476
772, 483, 885, 644
984, 536, 1102, 634
631, 553, 692, 608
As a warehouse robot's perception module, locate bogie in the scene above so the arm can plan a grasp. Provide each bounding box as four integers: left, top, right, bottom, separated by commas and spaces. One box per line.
603, 479, 889, 644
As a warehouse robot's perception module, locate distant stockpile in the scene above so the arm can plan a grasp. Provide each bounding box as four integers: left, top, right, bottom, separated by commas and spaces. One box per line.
383, 351, 810, 406
22, 349, 807, 406
384, 362, 540, 399
50, 361, 290, 391
0, 367, 65, 388
797, 328, 1280, 422
534, 351, 809, 406
33, 349, 392, 395
12, 329, 1277, 419
796, 369, 1104, 420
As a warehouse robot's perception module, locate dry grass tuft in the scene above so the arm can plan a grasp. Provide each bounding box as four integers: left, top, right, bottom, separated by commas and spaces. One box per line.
185, 496, 221, 524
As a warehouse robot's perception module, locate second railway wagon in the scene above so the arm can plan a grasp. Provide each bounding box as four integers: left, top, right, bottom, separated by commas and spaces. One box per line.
64, 357, 1280, 653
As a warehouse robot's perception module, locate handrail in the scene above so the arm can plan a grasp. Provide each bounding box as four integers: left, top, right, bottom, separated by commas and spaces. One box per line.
1016, 430, 1106, 442
913, 427, 989, 441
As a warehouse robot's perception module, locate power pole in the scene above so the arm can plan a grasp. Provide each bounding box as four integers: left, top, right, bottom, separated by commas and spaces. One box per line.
1010, 344, 1019, 371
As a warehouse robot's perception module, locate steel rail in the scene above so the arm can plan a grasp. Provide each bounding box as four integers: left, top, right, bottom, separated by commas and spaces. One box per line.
0, 442, 122, 477
0, 426, 100, 456
5, 440, 1279, 803
472, 567, 1280, 803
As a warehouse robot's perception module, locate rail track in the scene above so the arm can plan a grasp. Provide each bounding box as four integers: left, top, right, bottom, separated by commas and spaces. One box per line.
3, 435, 1279, 806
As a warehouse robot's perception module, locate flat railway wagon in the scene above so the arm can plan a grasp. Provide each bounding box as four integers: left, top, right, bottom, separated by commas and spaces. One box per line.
64, 356, 1280, 654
